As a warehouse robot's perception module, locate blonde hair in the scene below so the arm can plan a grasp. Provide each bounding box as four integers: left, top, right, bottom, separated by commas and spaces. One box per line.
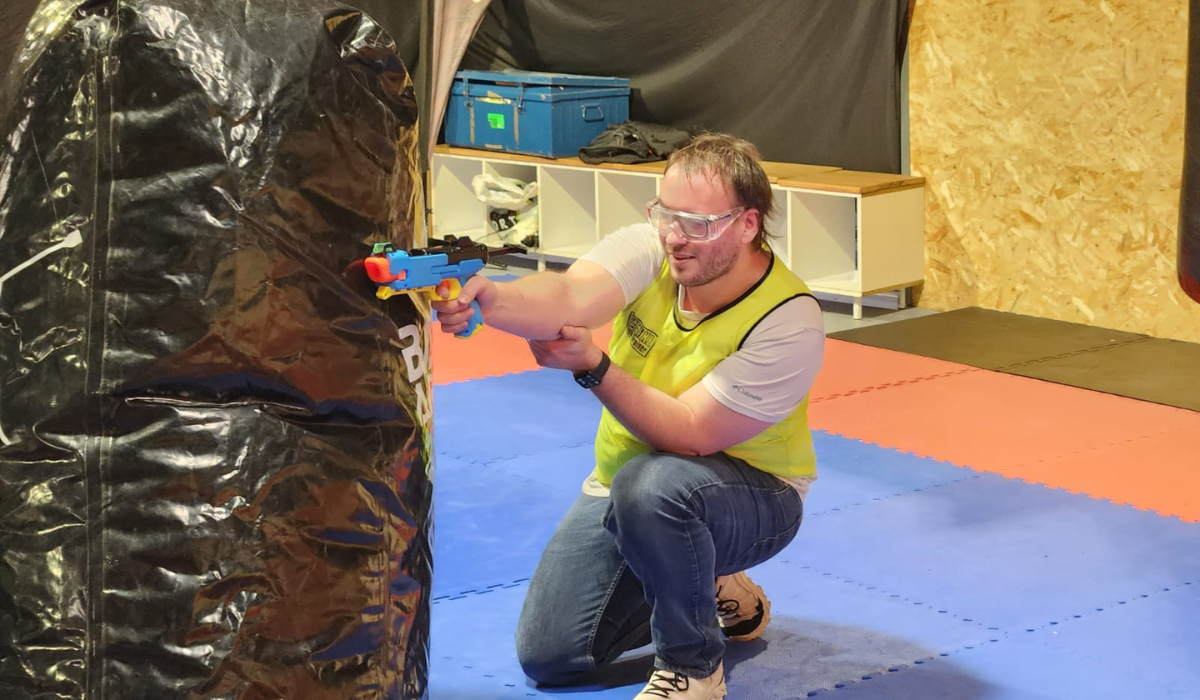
665, 132, 774, 247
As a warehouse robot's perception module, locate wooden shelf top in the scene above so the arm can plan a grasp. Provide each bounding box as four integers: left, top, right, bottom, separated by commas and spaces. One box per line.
434, 145, 847, 182
433, 145, 922, 194
776, 170, 925, 195
761, 162, 842, 182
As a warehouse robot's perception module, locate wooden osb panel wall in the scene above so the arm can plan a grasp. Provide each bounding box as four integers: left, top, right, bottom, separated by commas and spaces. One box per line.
909, 0, 1200, 342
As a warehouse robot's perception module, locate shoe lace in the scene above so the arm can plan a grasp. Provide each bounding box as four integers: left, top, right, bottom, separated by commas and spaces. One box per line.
642, 669, 691, 697
716, 596, 741, 620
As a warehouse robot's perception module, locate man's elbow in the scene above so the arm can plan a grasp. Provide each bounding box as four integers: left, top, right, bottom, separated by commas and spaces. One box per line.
663, 433, 719, 458
660, 417, 729, 457
639, 433, 705, 458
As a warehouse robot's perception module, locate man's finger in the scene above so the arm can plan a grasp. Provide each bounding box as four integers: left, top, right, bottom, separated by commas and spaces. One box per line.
458, 275, 491, 306
559, 325, 588, 341
431, 299, 465, 314
436, 308, 471, 325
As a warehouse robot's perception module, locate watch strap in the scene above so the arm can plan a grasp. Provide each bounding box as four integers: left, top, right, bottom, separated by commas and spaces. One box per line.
573, 352, 611, 389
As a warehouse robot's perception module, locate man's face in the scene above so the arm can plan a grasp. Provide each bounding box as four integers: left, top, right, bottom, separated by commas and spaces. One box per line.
655, 168, 754, 288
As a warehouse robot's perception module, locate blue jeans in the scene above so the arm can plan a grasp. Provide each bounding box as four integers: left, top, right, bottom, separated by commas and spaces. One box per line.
515, 451, 804, 684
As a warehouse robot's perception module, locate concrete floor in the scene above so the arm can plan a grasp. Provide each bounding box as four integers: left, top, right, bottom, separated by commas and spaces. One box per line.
817, 297, 938, 334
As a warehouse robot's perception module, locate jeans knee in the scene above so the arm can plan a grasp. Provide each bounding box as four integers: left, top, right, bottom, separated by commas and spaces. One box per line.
608, 453, 686, 522
515, 625, 589, 686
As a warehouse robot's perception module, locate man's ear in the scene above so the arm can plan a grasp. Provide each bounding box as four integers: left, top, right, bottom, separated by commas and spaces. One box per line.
740, 209, 761, 244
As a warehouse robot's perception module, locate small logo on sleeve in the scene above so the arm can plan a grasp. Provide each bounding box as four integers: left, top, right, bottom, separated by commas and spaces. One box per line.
731, 385, 763, 402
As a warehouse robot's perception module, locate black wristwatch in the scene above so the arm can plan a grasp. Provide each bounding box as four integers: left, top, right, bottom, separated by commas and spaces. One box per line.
573, 352, 611, 389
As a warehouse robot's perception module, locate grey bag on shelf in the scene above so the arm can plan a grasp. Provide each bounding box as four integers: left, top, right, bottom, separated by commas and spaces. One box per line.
578, 120, 692, 165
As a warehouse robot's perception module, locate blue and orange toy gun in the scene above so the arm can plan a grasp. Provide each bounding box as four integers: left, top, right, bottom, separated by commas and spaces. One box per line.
363, 235, 526, 338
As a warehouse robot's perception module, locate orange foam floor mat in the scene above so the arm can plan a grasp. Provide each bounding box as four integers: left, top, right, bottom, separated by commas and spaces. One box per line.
432, 335, 969, 390
812, 342, 1200, 522
432, 329, 1200, 521
811, 339, 981, 398
431, 322, 613, 385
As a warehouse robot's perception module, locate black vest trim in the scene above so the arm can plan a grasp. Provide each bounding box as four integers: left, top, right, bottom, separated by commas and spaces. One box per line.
737, 293, 818, 351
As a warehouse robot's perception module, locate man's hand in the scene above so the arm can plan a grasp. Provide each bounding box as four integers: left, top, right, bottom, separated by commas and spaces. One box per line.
527, 325, 604, 373
430, 275, 496, 335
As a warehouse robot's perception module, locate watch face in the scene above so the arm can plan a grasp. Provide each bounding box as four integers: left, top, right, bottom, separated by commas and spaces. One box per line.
573, 353, 609, 389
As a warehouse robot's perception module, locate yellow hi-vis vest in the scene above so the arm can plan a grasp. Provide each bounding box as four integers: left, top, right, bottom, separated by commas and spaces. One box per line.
593, 253, 818, 486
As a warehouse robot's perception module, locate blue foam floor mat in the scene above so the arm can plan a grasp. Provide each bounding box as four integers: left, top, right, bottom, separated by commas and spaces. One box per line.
432, 454, 571, 597
428, 369, 1200, 700
797, 474, 1200, 631
429, 568, 1200, 699
473, 443, 597, 497
430, 585, 647, 700
433, 371, 601, 463
430, 410, 983, 600
427, 579, 983, 700
805, 431, 981, 515
824, 583, 1200, 699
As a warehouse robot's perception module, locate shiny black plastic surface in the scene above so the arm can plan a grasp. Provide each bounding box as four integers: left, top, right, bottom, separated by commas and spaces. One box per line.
0, 1, 432, 698
1181, 0, 1200, 303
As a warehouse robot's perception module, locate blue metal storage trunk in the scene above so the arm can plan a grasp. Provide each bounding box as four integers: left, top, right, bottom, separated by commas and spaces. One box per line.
443, 69, 631, 158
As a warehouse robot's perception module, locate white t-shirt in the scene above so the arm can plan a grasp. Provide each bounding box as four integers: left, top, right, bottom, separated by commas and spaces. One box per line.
578, 223, 825, 499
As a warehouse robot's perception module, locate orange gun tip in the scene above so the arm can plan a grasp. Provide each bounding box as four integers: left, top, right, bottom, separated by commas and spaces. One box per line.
365, 257, 406, 284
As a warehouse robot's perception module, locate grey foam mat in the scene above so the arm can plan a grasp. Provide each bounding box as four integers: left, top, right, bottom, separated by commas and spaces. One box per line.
829, 307, 1200, 411
1007, 335, 1200, 411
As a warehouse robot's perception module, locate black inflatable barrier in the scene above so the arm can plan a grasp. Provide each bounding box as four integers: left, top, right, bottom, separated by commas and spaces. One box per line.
1181, 0, 1200, 303
0, 1, 432, 698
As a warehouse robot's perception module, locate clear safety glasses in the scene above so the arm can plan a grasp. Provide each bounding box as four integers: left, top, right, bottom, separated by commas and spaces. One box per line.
645, 199, 746, 242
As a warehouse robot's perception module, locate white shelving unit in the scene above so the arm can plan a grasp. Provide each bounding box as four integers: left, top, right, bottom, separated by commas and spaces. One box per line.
778, 171, 926, 317
430, 146, 925, 318
431, 146, 663, 269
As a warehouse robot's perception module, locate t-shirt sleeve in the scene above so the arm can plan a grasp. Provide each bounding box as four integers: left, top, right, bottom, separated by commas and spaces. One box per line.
701, 295, 825, 423
578, 223, 663, 305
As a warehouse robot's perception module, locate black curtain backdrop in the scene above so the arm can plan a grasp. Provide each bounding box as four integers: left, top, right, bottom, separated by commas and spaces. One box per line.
5, 1, 907, 172
461, 0, 910, 173
1180, 0, 1200, 303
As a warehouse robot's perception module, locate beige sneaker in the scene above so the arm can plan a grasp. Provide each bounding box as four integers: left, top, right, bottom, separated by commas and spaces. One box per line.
633, 661, 727, 699
716, 571, 771, 641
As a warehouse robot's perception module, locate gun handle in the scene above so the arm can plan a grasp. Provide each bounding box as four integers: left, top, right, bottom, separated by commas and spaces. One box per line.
457, 299, 484, 338
424, 279, 483, 339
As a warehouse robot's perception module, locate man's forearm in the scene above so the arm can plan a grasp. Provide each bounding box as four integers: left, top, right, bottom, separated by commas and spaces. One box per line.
482, 272, 583, 340
483, 267, 622, 340
590, 363, 704, 455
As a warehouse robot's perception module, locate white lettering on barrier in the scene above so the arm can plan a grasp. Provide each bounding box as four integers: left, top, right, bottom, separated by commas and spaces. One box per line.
396, 322, 432, 428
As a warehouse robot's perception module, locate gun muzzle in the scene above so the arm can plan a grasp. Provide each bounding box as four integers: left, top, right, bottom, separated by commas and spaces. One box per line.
365, 256, 405, 284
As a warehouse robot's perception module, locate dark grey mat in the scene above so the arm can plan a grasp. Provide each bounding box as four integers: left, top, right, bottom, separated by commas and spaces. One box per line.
829, 308, 1147, 370
829, 307, 1200, 412
1007, 337, 1200, 412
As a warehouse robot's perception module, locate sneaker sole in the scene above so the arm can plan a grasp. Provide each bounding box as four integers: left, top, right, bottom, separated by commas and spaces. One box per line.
715, 576, 772, 638
724, 593, 770, 642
